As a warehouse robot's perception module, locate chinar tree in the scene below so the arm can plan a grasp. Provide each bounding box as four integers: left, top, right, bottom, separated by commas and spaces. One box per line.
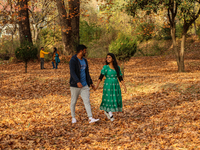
126, 0, 200, 72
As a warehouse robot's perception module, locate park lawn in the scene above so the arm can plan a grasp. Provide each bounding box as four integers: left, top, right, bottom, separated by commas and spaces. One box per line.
1, 51, 200, 149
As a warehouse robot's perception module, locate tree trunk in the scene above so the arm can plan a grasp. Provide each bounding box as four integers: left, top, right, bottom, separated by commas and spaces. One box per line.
171, 26, 179, 68
35, 28, 39, 43
25, 61, 27, 73
11, 33, 14, 54
178, 23, 190, 72
194, 21, 197, 36
69, 0, 80, 52
179, 33, 186, 72
18, 0, 33, 45
56, 0, 74, 55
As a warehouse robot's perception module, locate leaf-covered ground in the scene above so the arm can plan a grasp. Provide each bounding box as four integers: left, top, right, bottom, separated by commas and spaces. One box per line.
1, 45, 200, 149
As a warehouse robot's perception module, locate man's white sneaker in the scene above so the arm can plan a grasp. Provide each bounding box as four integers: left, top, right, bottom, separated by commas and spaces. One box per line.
72, 118, 77, 123
104, 111, 111, 119
89, 117, 99, 123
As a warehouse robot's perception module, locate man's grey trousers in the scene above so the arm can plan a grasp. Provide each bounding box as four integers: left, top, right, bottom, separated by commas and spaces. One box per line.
70, 85, 92, 118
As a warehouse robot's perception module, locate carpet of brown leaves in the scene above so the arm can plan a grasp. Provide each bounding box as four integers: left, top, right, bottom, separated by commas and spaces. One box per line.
1, 46, 200, 149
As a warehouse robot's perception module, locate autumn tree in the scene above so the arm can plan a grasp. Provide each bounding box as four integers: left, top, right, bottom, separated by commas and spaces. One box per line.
69, 0, 80, 48
126, 0, 200, 72
15, 40, 37, 73
29, 0, 58, 44
17, 0, 33, 45
56, 0, 73, 55
0, 0, 18, 53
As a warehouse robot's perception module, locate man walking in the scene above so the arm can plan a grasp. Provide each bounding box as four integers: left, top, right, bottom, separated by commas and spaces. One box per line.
69, 44, 99, 123
40, 47, 50, 69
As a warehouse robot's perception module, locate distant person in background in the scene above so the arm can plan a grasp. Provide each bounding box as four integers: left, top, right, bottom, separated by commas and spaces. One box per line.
52, 47, 60, 69
40, 47, 50, 69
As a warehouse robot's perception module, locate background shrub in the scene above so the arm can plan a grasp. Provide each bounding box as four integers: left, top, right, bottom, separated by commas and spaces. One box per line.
15, 40, 38, 73
176, 24, 183, 38
109, 33, 137, 76
136, 22, 155, 42
160, 26, 171, 40
80, 20, 102, 44
109, 33, 137, 61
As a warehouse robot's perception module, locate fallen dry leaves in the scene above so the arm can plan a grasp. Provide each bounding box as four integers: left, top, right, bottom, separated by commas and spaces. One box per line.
1, 45, 200, 149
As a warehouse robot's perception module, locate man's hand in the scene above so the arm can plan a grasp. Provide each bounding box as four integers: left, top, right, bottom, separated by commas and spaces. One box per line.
91, 84, 96, 91
77, 82, 83, 88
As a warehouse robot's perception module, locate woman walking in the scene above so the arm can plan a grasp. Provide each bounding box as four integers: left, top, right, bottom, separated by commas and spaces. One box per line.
94, 53, 127, 121
52, 47, 60, 69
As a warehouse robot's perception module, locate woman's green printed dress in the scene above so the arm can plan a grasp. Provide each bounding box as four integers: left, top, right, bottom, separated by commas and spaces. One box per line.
100, 65, 123, 112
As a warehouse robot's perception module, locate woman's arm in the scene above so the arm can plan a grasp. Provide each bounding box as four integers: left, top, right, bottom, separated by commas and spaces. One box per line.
94, 79, 102, 91
94, 73, 105, 90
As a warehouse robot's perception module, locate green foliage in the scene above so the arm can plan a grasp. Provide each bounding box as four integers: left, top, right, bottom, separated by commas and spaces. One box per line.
86, 27, 117, 58
125, 0, 200, 39
196, 27, 200, 39
152, 42, 163, 56
0, 39, 20, 54
161, 26, 171, 40
15, 40, 38, 62
109, 33, 137, 61
39, 28, 62, 49
135, 39, 168, 57
44, 53, 52, 62
155, 22, 185, 40
9, 57, 14, 63
99, 1, 122, 13
177, 1, 197, 22
156, 24, 171, 40
80, 20, 102, 44
125, 0, 160, 17
136, 22, 155, 42
176, 24, 183, 38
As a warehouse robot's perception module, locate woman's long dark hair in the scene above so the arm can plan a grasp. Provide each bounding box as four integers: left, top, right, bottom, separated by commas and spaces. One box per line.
106, 53, 120, 77
53, 47, 57, 56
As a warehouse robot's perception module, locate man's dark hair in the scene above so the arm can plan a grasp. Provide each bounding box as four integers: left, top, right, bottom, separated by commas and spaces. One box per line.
76, 44, 87, 53
41, 47, 44, 49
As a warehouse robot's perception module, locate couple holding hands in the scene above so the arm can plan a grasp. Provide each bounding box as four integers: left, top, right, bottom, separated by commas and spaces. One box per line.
69, 45, 127, 124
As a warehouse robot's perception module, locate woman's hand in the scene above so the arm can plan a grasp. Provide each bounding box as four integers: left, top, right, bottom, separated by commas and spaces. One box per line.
94, 85, 98, 91
92, 84, 98, 91
91, 84, 96, 91
93, 79, 101, 91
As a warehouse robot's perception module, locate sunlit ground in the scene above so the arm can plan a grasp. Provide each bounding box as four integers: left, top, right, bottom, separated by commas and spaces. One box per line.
1, 54, 200, 149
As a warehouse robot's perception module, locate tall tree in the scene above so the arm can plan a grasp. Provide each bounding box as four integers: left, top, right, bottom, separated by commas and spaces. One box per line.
0, 0, 18, 53
126, 0, 200, 72
29, 0, 58, 44
18, 0, 32, 44
56, 0, 73, 55
69, 0, 80, 48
